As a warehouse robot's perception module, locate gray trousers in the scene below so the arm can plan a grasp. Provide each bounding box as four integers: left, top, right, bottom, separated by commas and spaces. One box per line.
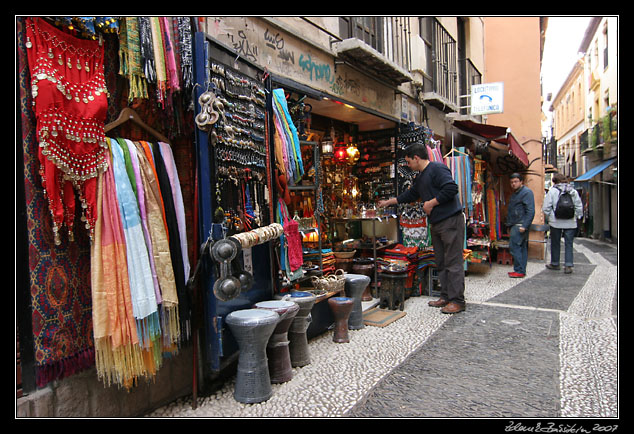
430, 212, 466, 305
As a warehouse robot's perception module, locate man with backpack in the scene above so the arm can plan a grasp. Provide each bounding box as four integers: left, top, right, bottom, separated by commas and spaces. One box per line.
542, 173, 583, 274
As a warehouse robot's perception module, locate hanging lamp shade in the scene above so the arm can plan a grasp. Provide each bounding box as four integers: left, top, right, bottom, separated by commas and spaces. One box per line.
345, 143, 360, 165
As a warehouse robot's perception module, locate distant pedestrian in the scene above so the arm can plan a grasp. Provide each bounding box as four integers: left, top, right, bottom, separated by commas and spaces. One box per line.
542, 173, 583, 273
378, 142, 466, 314
505, 173, 535, 278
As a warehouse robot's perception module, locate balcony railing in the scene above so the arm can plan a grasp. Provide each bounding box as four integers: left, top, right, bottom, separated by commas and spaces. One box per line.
583, 114, 617, 155
338, 16, 412, 73
543, 137, 558, 167
431, 19, 457, 107
459, 57, 482, 114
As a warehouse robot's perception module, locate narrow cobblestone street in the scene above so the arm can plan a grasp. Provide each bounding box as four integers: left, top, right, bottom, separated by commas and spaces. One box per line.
147, 237, 618, 422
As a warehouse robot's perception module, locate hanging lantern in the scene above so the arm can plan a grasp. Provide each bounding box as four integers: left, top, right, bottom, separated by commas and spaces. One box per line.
345, 143, 360, 165
321, 139, 334, 157
334, 145, 347, 164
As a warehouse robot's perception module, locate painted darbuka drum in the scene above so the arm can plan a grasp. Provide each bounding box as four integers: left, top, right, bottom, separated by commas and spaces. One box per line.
344, 273, 371, 330
327, 297, 354, 343
254, 300, 300, 383
285, 291, 316, 367
225, 309, 280, 403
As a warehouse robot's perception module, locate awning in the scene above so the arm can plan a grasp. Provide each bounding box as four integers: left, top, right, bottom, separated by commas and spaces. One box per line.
574, 157, 617, 182
451, 120, 530, 167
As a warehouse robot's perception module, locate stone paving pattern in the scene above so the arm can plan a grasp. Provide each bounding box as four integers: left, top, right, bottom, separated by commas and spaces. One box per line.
146, 238, 618, 419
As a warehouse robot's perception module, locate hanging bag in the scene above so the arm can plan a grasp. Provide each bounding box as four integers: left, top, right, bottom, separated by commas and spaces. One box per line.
279, 199, 303, 271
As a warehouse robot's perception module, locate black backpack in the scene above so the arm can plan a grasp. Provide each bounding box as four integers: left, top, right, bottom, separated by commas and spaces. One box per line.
554, 186, 575, 219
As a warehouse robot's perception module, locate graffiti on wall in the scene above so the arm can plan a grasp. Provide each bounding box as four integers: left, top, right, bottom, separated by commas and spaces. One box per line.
210, 18, 395, 116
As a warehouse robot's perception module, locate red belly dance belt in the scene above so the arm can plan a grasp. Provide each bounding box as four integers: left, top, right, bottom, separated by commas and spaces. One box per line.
25, 17, 109, 244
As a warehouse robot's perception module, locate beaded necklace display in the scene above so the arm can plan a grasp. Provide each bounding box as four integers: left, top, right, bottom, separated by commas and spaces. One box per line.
25, 17, 109, 244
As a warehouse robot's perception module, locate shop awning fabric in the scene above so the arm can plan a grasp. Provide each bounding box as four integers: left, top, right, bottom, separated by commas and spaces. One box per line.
451, 120, 530, 167
574, 157, 617, 182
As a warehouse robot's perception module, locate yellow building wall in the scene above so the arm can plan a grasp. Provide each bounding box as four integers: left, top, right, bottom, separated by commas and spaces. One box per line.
483, 17, 546, 257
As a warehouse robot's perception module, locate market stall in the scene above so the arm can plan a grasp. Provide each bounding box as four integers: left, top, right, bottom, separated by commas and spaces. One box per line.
448, 119, 530, 266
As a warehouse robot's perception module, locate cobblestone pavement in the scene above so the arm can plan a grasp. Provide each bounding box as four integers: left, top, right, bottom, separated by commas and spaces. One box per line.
146, 237, 618, 421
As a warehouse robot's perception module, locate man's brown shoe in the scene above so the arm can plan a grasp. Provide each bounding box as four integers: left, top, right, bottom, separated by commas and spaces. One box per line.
440, 302, 465, 314
428, 298, 449, 308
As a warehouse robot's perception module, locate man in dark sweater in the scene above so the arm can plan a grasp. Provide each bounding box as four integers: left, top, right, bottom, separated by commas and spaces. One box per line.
378, 143, 466, 314
505, 173, 535, 278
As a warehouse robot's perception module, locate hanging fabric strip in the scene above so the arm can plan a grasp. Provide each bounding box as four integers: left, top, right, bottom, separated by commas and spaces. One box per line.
161, 17, 180, 93
272, 89, 303, 184
119, 17, 148, 101
91, 146, 145, 389
138, 17, 156, 83
158, 142, 190, 283
125, 140, 162, 305
150, 17, 167, 108
109, 139, 160, 346
132, 141, 181, 346
150, 141, 190, 340
175, 17, 193, 90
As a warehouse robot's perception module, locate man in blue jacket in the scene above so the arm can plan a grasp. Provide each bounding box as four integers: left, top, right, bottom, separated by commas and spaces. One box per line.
378, 143, 466, 314
505, 173, 535, 278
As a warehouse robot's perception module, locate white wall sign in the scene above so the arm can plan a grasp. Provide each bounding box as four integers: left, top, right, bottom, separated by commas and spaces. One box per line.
471, 82, 504, 115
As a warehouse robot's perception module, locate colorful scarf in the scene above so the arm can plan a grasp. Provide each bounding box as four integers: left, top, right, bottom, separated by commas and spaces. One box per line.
119, 17, 148, 100
91, 147, 145, 388
272, 88, 303, 184
133, 141, 181, 347
150, 17, 167, 108
125, 140, 162, 304
109, 139, 162, 350
161, 17, 180, 93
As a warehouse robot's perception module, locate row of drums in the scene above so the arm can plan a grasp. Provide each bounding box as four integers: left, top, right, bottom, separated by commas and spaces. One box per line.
225, 274, 371, 403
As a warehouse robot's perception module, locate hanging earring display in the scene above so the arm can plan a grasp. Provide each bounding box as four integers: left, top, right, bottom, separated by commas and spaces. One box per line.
25, 17, 109, 244
206, 61, 270, 233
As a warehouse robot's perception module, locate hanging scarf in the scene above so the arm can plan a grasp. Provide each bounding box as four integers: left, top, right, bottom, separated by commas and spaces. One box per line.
119, 17, 148, 100
272, 88, 303, 184
91, 148, 145, 389
150, 17, 167, 108
109, 139, 161, 350
133, 141, 181, 347
125, 140, 162, 305
150, 141, 190, 339
175, 17, 193, 90
158, 142, 190, 284
25, 17, 109, 244
161, 17, 180, 93
137, 17, 156, 84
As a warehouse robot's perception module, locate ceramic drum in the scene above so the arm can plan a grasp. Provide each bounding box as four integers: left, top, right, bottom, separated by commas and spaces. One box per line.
285, 291, 316, 367
344, 273, 371, 330
225, 309, 280, 403
327, 297, 354, 343
254, 300, 300, 383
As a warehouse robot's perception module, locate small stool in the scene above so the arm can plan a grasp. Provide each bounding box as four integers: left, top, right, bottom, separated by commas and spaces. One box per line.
285, 291, 316, 367
497, 247, 513, 265
225, 309, 280, 403
344, 273, 371, 330
378, 272, 406, 311
254, 300, 300, 384
328, 297, 354, 343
